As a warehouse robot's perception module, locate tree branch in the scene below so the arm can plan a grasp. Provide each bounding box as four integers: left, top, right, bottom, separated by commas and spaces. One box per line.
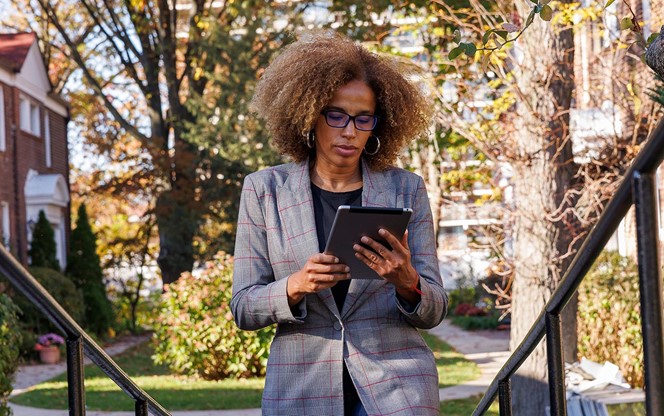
37, 0, 150, 145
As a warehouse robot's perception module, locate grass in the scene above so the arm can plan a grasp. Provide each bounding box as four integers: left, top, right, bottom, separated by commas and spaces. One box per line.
440, 394, 500, 415
12, 331, 482, 411
12, 342, 265, 410
420, 331, 481, 388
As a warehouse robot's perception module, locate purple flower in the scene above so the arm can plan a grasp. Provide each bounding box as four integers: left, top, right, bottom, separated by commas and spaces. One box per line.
37, 333, 65, 346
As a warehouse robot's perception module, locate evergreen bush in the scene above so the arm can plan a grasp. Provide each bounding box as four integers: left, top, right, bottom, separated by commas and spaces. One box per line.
152, 252, 274, 380
577, 251, 643, 387
0, 293, 21, 416
67, 204, 113, 336
12, 267, 84, 358
28, 210, 60, 271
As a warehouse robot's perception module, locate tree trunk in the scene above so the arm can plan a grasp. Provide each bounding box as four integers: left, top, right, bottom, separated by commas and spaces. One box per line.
509, 1, 578, 413
156, 185, 198, 285
646, 27, 664, 78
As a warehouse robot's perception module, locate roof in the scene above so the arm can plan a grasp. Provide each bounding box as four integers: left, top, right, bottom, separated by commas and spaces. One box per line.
0, 32, 37, 72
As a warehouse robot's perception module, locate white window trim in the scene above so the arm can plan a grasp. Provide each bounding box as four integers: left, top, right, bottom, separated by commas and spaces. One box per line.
44, 112, 51, 167
1, 201, 9, 247
19, 95, 41, 137
0, 88, 5, 152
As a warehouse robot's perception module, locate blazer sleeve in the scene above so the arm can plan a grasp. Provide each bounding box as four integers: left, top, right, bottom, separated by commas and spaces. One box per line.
230, 175, 306, 331
395, 176, 448, 328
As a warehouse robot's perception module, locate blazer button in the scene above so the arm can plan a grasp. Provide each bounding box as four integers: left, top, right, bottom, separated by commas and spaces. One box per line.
333, 321, 342, 331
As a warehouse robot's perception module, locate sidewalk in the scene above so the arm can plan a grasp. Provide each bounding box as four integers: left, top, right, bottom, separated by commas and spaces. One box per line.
10, 319, 510, 415
432, 320, 510, 401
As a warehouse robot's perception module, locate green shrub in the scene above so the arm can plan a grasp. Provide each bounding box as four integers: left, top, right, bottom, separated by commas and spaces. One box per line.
448, 286, 476, 315
28, 210, 60, 271
577, 251, 643, 388
152, 252, 274, 380
451, 314, 500, 330
67, 204, 114, 337
0, 293, 22, 416
12, 267, 84, 358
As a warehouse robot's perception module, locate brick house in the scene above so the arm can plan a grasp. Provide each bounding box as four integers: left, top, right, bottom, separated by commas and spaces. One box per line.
0, 32, 71, 269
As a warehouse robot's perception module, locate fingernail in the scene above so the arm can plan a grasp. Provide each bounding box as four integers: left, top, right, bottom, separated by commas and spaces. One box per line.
378, 228, 386, 235
345, 266, 350, 272
334, 257, 339, 263
353, 244, 360, 250
361, 237, 369, 243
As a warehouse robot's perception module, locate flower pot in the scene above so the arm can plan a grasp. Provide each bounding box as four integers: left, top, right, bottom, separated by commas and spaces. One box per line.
39, 345, 61, 364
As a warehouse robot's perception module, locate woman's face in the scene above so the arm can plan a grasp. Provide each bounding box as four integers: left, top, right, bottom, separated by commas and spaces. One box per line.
313, 80, 377, 171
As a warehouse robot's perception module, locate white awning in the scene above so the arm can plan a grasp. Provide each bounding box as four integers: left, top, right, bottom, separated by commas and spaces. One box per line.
24, 171, 69, 209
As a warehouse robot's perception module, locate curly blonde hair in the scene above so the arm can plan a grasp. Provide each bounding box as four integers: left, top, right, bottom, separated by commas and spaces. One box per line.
250, 31, 433, 171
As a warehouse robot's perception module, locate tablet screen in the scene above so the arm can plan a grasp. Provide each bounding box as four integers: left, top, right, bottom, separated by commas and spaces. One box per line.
323, 205, 412, 279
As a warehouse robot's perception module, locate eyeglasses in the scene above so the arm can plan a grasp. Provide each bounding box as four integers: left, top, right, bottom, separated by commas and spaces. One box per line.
320, 110, 379, 131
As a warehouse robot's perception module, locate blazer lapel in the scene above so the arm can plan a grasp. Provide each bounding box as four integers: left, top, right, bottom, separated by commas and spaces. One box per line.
342, 159, 397, 319
276, 160, 340, 317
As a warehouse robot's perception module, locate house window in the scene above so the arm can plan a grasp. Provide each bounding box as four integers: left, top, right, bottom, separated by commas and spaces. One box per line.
0, 88, 5, 151
1, 201, 9, 247
19, 96, 40, 136
44, 113, 51, 167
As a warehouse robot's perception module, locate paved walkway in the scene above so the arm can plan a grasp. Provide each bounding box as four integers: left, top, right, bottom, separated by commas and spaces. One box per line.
9, 320, 510, 416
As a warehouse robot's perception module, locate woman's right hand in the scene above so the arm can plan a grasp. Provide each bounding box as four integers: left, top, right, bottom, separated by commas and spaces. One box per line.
287, 253, 350, 306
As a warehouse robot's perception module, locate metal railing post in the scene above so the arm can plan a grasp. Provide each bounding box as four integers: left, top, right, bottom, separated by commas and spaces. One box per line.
498, 379, 512, 416
633, 171, 664, 416
545, 312, 566, 416
66, 336, 85, 416
135, 399, 148, 416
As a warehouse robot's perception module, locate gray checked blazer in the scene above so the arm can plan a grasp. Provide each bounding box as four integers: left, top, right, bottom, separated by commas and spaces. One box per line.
231, 158, 448, 415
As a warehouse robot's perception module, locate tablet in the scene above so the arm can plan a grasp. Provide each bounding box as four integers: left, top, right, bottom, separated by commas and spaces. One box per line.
324, 205, 413, 279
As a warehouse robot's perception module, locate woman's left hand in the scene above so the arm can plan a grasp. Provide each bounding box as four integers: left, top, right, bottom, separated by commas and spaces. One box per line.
353, 229, 421, 301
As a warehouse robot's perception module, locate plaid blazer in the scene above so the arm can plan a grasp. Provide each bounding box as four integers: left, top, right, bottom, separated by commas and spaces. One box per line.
231, 158, 448, 415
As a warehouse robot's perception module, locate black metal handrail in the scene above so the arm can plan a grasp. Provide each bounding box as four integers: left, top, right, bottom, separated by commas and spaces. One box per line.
0, 244, 170, 416
474, 118, 664, 416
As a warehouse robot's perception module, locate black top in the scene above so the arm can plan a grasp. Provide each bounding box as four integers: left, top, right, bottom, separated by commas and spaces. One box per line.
311, 182, 363, 414
311, 182, 362, 312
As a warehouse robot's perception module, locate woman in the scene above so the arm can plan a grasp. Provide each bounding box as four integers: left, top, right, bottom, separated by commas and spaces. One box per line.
231, 31, 448, 415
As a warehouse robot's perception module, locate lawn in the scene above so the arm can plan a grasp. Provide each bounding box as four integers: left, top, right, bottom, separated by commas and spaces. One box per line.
12, 331, 482, 411
440, 395, 500, 415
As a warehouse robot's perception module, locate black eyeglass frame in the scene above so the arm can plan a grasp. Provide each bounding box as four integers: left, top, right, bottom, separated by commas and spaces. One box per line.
319, 109, 379, 131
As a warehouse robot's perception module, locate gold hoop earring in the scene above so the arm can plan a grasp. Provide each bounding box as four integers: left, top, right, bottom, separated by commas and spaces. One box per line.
363, 135, 380, 155
306, 130, 315, 149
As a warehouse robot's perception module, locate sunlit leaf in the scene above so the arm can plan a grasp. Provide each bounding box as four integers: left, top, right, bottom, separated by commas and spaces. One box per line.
448, 46, 464, 59
482, 29, 495, 45
620, 17, 634, 30
540, 4, 553, 21
602, 0, 617, 10
646, 32, 660, 47
502, 23, 519, 33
